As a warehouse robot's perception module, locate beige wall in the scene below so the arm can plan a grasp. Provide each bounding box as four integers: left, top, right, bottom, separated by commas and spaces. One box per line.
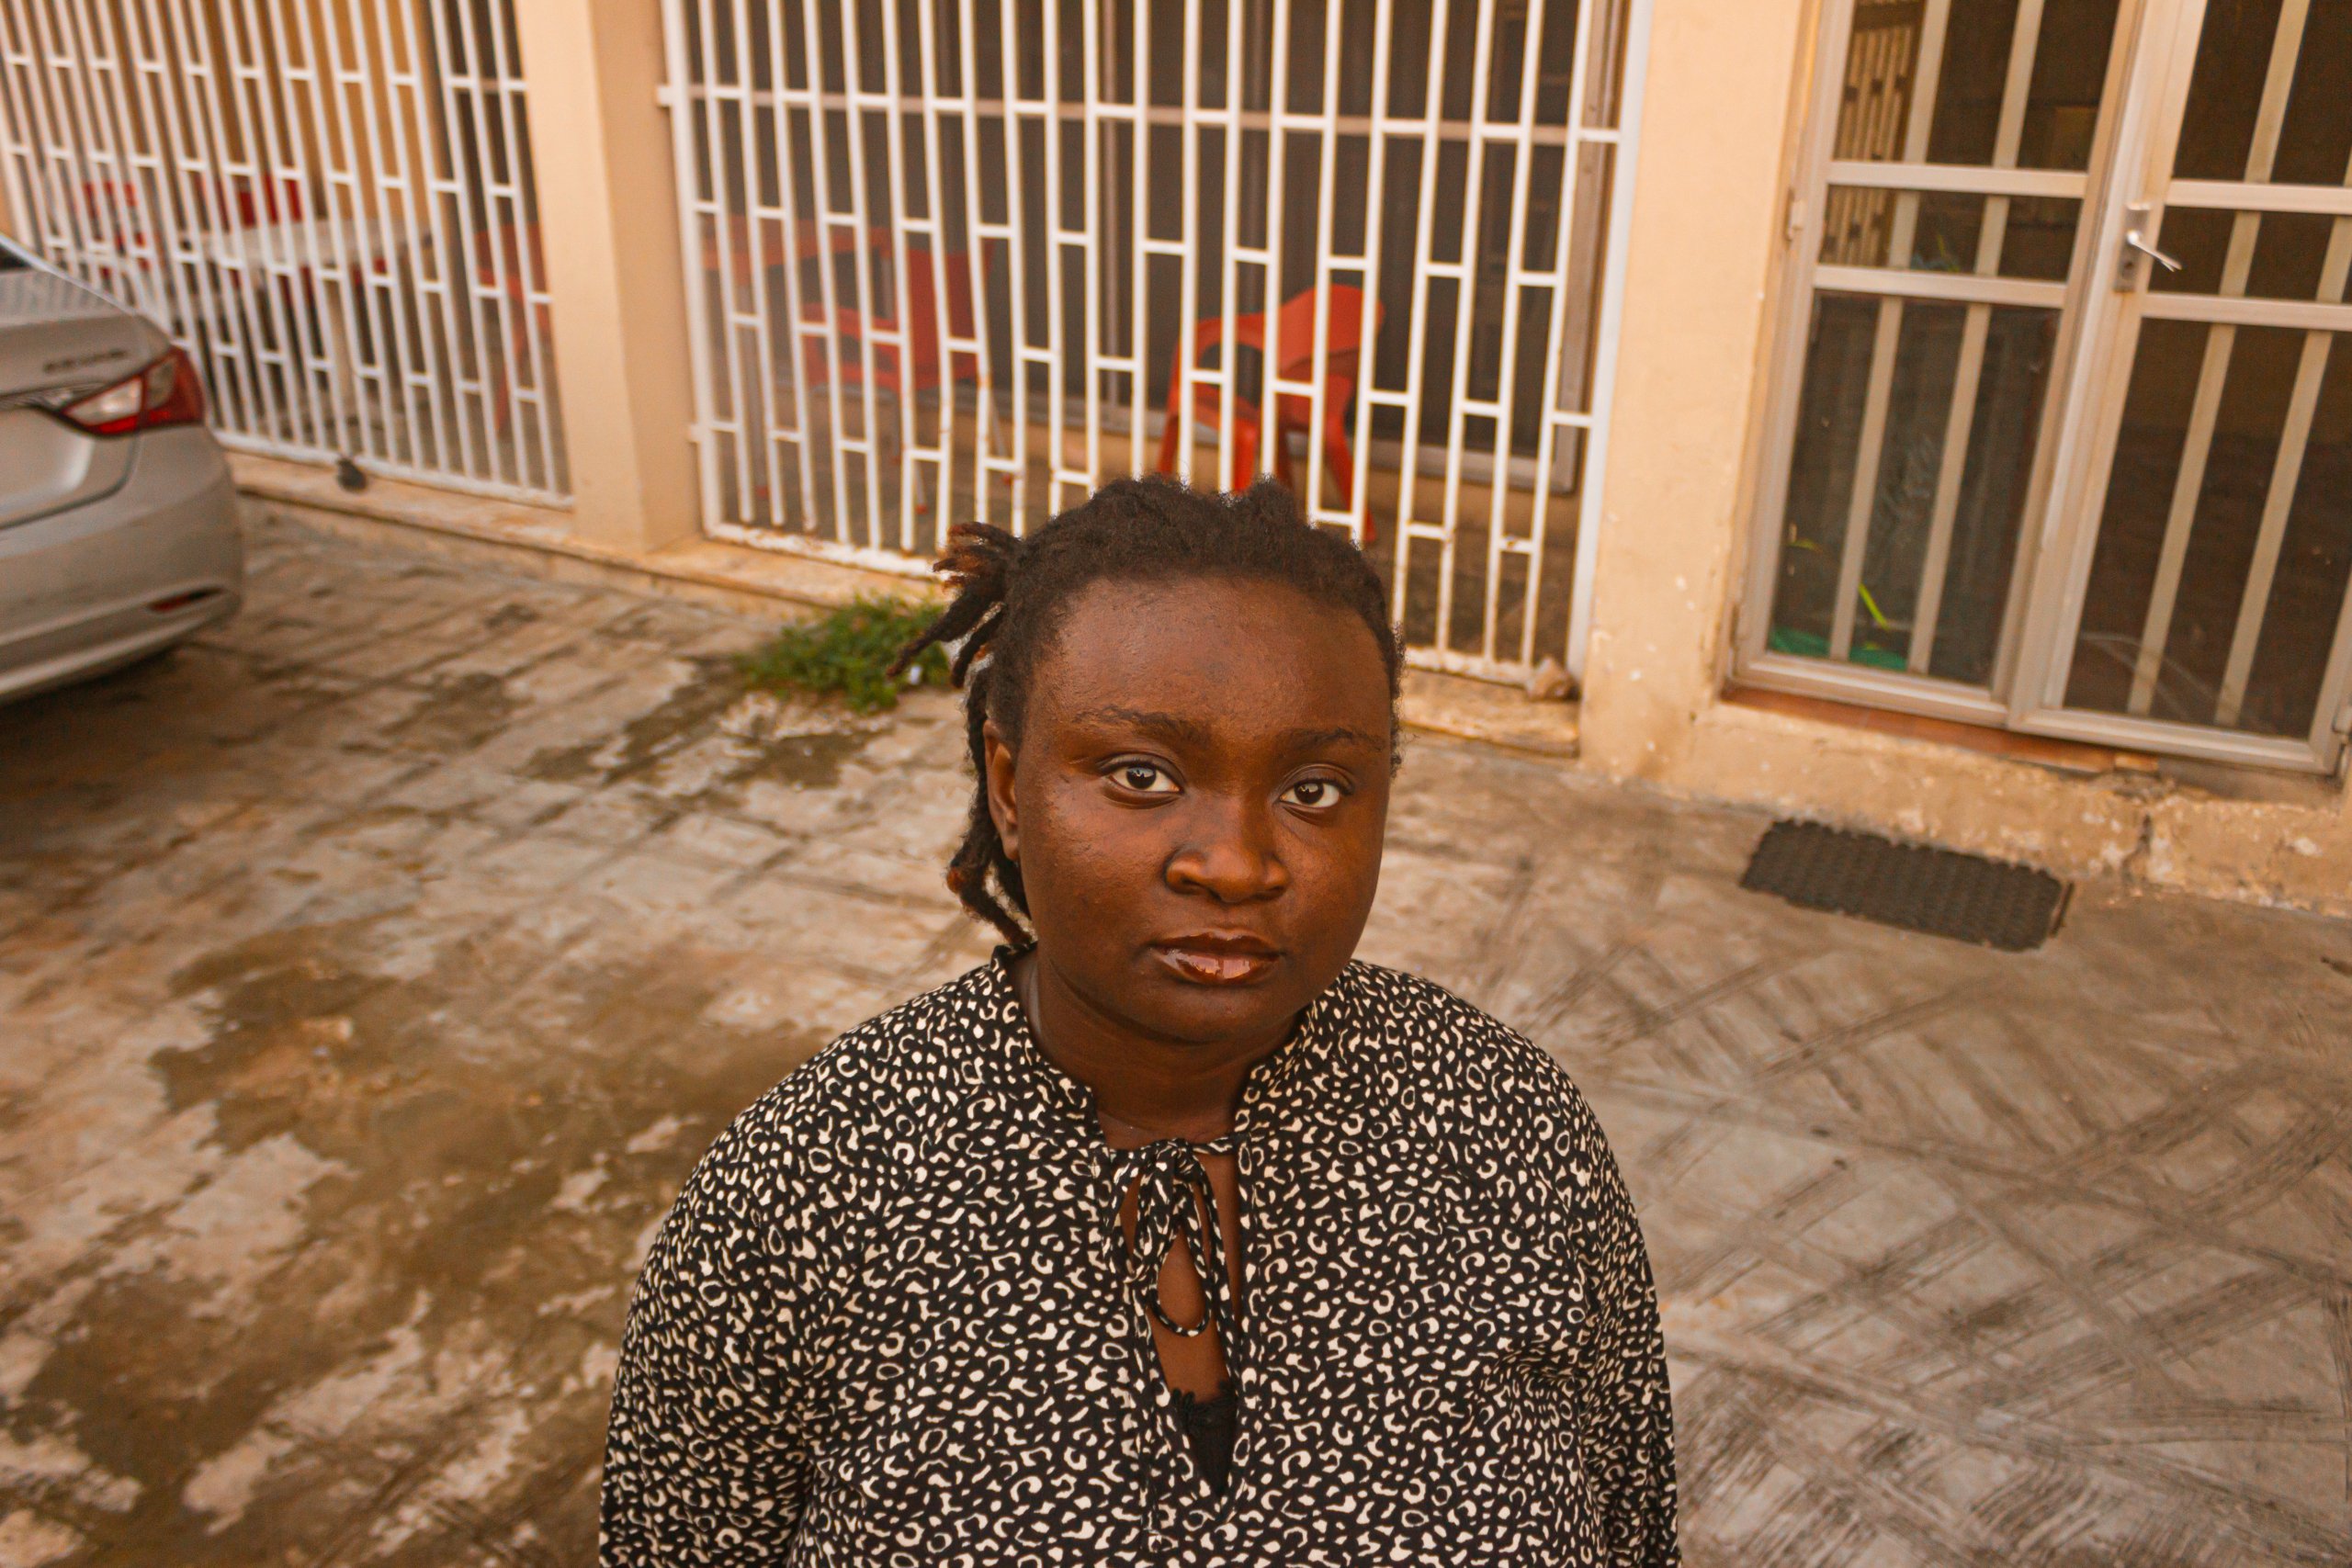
1580, 0, 1813, 785
1578, 0, 2352, 918
511, 0, 698, 555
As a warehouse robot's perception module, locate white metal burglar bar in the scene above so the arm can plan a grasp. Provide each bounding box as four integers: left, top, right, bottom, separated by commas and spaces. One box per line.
0, 0, 568, 502
661, 0, 1648, 682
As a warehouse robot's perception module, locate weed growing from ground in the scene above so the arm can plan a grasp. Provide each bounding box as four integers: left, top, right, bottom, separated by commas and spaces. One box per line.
739, 596, 948, 714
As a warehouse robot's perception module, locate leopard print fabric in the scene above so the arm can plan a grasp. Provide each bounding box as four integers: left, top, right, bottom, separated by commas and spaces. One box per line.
601, 954, 1679, 1565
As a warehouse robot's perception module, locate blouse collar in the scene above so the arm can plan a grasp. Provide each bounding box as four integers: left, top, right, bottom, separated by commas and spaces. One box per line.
982, 946, 1346, 1147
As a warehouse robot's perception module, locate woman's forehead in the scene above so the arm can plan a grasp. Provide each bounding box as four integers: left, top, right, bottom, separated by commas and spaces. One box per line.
1031, 577, 1391, 739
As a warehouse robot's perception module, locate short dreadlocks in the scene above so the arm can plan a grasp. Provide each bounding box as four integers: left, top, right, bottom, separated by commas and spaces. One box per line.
888, 477, 1401, 944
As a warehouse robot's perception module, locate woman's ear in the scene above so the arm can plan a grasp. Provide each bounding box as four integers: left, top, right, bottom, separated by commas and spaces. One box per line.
981, 718, 1019, 863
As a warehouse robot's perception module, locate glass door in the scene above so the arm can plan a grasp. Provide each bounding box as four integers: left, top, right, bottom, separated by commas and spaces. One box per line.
1745, 0, 2352, 773
1745, 0, 2133, 724
2016, 0, 2352, 770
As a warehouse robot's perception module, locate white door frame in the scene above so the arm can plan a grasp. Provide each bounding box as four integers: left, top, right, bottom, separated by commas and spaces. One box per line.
1740, 0, 2352, 773
2010, 0, 2352, 772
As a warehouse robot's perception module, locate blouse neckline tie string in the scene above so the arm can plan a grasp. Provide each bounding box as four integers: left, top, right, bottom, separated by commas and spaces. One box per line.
1115, 1139, 1240, 1351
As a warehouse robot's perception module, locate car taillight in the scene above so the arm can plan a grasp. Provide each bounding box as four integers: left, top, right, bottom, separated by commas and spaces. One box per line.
57, 347, 205, 436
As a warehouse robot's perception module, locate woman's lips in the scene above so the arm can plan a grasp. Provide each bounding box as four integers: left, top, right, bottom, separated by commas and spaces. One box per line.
1150, 940, 1280, 986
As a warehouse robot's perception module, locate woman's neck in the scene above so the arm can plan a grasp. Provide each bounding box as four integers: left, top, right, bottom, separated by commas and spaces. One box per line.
1014, 950, 1293, 1144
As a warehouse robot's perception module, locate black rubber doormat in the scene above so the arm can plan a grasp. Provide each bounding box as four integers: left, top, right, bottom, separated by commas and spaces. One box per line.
1741, 820, 2070, 952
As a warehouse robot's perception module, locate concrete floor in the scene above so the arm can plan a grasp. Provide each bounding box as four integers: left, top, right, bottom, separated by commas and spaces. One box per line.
3, 514, 2348, 1567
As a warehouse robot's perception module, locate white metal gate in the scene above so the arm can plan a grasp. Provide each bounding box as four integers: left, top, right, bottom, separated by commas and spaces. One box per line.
0, 0, 567, 502
662, 0, 1648, 680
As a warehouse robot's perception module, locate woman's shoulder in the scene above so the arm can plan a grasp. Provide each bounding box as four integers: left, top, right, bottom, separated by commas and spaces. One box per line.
1326, 959, 1606, 1135
689, 960, 1013, 1186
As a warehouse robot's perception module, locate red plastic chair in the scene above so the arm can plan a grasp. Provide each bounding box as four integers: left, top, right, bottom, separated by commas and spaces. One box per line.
1154, 285, 1381, 527
794, 226, 980, 395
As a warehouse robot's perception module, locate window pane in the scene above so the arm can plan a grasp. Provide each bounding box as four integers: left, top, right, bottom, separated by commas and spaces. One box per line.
1768, 293, 2057, 682
1822, 188, 2081, 280
2067, 324, 2352, 737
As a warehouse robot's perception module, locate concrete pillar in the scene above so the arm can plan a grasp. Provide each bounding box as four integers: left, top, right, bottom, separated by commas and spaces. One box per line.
1577, 0, 1814, 780
513, 0, 698, 554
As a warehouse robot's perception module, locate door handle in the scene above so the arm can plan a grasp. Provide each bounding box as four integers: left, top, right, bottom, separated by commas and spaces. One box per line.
2116, 203, 2182, 290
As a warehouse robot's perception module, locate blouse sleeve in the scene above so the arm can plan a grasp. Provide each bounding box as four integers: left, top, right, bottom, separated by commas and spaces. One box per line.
1553, 1083, 1681, 1567
600, 1106, 820, 1565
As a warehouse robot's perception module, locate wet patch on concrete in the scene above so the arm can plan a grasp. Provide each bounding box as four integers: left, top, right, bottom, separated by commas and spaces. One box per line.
2, 913, 824, 1566
526, 658, 880, 805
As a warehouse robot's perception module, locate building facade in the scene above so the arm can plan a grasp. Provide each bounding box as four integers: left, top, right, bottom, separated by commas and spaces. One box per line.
5, 0, 2347, 914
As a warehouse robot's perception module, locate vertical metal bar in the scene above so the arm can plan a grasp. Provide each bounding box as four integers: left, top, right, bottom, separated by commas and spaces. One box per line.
166, 0, 276, 446
119, 0, 226, 391
385, 0, 462, 478
216, 0, 313, 450
86, 0, 187, 337
458, 0, 529, 482
0, 4, 35, 258
1906, 0, 2047, 672
1040, 0, 1070, 513
952, 0, 1007, 512
446, 0, 521, 480
1297, 0, 1347, 525
910, 0, 962, 534
69, 0, 174, 330
11, 0, 99, 293
241, 0, 339, 452
423, 0, 503, 475
1475, 0, 1555, 665
278, 0, 373, 465
716, 0, 770, 526
316, 0, 425, 471
1127, 0, 1149, 478
1826, 0, 1952, 661
759, 0, 824, 529
1175, 0, 1202, 484
791, 0, 859, 542
993, 0, 1034, 524
2130, 0, 2311, 715
1214, 0, 1245, 491
662, 0, 722, 531
40, 0, 137, 304
832, 0, 890, 545
480, 0, 562, 491
1080, 0, 1103, 494
1420, 0, 1496, 653
1254, 0, 1292, 502
1341, 0, 1398, 543
1530, 0, 1604, 665
1389, 0, 1455, 629
2214, 197, 2351, 726
876, 0, 925, 550
726, 0, 788, 529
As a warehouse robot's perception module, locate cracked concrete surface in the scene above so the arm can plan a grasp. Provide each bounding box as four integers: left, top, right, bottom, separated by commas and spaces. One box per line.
3, 513, 2349, 1565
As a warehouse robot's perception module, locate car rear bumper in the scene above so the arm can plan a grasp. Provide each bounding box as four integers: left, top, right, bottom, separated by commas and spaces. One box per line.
0, 425, 243, 705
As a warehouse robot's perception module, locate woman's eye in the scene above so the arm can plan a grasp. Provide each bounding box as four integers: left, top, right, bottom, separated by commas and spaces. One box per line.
1114, 762, 1178, 794
1281, 777, 1347, 808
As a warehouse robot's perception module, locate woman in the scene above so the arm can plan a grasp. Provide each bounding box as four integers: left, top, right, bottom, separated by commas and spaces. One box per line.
601, 479, 1678, 1565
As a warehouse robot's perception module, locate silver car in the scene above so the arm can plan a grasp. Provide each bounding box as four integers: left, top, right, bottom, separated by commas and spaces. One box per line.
1, 237, 242, 705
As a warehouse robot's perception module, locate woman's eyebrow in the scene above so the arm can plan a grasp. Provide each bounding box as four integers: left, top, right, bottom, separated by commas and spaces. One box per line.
1279, 725, 1384, 753
1064, 705, 1216, 748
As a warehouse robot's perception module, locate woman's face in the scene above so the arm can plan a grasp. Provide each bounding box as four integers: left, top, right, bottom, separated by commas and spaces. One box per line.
986, 575, 1394, 1049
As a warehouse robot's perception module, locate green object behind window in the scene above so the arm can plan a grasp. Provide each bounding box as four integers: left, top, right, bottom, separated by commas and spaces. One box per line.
1769, 625, 1909, 672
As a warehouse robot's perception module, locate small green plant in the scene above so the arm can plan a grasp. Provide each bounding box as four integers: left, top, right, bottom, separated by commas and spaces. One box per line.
739, 595, 949, 714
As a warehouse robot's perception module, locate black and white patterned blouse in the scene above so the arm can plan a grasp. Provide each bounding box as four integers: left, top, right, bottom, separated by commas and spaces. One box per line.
602, 954, 1679, 1565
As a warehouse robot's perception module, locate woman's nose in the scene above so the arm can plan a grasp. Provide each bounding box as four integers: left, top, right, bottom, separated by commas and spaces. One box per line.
1164, 798, 1289, 903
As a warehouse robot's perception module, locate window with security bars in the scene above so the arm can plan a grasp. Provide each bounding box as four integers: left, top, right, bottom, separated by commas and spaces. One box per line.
664, 0, 1642, 681
0, 0, 567, 501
